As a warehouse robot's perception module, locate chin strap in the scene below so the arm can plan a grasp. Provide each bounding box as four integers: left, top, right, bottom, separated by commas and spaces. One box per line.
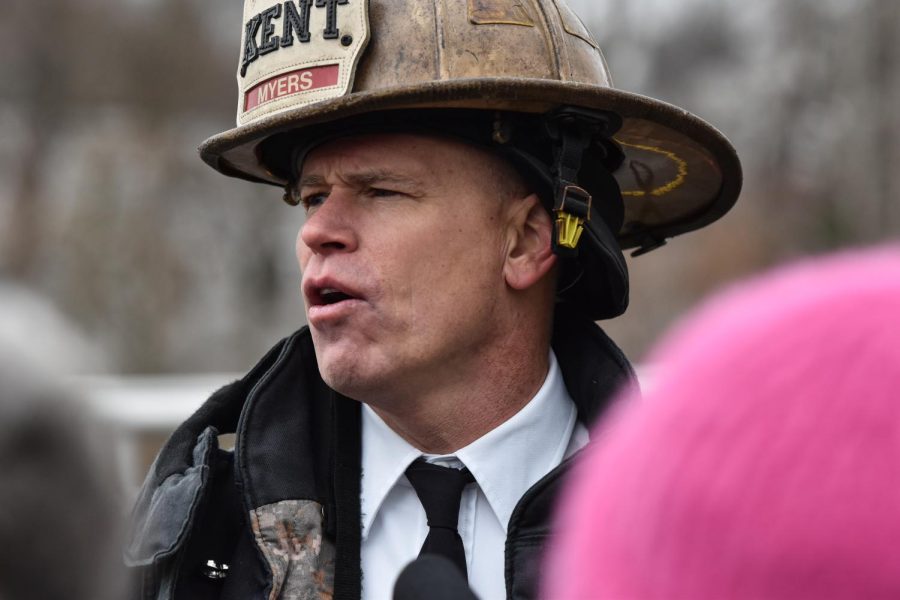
544, 108, 620, 257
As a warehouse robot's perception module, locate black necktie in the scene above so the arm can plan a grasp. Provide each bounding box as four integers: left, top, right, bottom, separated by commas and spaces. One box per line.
404, 458, 476, 579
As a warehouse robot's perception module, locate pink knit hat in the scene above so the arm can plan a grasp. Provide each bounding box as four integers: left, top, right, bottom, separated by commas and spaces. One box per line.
545, 245, 900, 599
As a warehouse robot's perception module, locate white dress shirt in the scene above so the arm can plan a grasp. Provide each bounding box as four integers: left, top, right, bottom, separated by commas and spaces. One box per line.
360, 351, 589, 600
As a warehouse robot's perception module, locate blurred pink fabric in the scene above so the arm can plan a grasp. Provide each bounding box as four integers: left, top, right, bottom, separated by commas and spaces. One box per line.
544, 245, 900, 599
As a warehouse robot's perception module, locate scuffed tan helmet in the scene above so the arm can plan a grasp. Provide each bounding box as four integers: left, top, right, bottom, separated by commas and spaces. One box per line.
200, 0, 742, 320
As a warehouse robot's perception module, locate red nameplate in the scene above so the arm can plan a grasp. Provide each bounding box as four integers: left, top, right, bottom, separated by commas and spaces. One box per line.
244, 64, 340, 112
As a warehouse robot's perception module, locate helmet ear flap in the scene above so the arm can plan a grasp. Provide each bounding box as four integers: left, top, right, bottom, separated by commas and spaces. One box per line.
489, 108, 629, 320
554, 167, 629, 321
578, 143, 625, 238
537, 108, 629, 319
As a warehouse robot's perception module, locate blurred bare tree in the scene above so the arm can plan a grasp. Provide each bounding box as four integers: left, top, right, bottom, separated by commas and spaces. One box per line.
1, 0, 302, 372
574, 0, 900, 352
0, 0, 897, 371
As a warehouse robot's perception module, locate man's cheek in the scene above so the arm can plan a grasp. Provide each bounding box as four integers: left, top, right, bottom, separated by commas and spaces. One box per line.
296, 232, 313, 264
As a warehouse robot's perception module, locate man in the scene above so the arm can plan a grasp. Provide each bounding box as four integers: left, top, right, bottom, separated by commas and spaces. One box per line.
127, 1, 741, 599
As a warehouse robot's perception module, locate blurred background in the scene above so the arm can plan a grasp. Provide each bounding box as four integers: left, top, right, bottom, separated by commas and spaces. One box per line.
1, 0, 898, 491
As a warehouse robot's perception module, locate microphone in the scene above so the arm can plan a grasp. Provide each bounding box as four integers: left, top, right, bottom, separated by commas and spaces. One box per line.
393, 555, 480, 600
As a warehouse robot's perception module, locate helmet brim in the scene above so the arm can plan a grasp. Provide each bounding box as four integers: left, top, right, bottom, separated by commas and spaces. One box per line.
199, 77, 742, 251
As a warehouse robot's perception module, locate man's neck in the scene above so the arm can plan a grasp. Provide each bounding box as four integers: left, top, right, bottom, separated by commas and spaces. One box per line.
368, 343, 551, 455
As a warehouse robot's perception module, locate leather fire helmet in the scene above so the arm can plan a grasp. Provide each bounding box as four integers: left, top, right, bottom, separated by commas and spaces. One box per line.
200, 0, 742, 320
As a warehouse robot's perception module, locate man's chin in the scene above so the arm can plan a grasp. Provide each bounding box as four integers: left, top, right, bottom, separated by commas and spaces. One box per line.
320, 371, 383, 403
316, 349, 383, 400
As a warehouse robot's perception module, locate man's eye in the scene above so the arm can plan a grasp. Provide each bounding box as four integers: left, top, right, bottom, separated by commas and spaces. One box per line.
369, 188, 400, 198
301, 192, 328, 211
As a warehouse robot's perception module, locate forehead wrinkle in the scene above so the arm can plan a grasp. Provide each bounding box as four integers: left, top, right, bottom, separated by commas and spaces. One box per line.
346, 169, 422, 189
299, 167, 425, 192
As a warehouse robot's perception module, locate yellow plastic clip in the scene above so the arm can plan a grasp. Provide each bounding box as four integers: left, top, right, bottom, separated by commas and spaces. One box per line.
554, 185, 592, 250
556, 212, 586, 249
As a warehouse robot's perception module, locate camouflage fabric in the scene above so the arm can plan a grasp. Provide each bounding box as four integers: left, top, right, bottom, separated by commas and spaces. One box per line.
250, 500, 336, 600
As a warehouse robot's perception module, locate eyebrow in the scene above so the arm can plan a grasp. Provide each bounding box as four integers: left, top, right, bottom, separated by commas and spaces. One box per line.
297, 169, 423, 191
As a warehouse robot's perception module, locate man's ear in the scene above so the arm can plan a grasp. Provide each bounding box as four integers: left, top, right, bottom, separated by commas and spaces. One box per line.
504, 194, 557, 290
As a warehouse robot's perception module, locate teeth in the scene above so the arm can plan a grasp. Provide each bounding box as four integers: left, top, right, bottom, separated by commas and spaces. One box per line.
321, 288, 339, 295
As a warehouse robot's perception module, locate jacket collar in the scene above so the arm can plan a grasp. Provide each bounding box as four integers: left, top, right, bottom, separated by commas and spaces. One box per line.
127, 312, 634, 585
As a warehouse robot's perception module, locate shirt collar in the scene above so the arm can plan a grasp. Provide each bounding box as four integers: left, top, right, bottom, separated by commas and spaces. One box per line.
453, 350, 577, 531
360, 351, 578, 538
361, 402, 421, 540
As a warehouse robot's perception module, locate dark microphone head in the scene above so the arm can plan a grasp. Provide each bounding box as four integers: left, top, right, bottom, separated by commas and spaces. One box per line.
393, 554, 480, 600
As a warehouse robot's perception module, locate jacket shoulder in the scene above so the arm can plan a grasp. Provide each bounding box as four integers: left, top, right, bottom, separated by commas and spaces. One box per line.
125, 331, 311, 599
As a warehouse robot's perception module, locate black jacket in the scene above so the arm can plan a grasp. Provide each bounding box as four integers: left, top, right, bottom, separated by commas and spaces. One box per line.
126, 311, 635, 599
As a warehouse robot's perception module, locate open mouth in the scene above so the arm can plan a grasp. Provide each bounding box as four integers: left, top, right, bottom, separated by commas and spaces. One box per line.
319, 288, 355, 305
306, 281, 364, 309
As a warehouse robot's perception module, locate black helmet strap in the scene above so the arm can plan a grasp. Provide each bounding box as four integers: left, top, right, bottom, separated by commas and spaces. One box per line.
544, 107, 620, 258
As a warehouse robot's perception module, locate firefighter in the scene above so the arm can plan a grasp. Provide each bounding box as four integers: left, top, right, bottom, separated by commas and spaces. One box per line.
127, 1, 742, 598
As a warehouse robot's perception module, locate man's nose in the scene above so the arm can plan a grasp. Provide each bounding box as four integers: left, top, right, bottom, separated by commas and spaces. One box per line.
299, 193, 359, 255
